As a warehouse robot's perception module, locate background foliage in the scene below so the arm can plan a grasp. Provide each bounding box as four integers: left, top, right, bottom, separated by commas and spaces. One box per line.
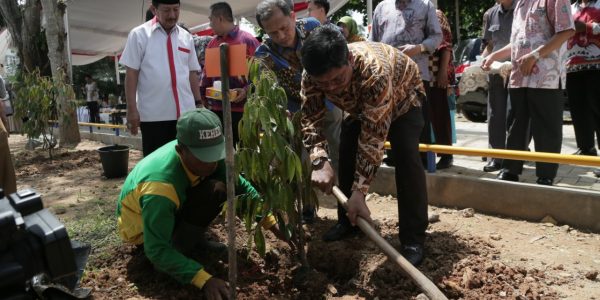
14, 69, 77, 158
330, 0, 493, 42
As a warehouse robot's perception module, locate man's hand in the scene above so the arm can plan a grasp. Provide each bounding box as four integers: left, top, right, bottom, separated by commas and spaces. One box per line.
346, 190, 372, 226
398, 44, 422, 57
435, 68, 449, 89
203, 277, 230, 300
481, 53, 497, 71
311, 160, 335, 194
516, 53, 537, 76
231, 88, 247, 103
126, 109, 140, 136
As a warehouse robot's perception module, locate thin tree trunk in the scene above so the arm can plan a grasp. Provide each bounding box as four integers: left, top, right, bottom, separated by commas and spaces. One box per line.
40, 0, 80, 146
0, 0, 49, 74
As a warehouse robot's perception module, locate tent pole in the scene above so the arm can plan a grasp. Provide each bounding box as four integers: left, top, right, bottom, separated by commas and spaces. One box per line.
114, 53, 120, 85
367, 0, 373, 25
64, 7, 73, 84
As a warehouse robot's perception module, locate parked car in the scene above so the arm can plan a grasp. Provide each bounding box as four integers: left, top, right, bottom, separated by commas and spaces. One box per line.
453, 38, 488, 123
452, 38, 571, 123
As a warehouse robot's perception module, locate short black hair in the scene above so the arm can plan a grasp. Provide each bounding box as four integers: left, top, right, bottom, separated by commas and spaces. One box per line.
301, 24, 348, 76
210, 2, 234, 23
256, 0, 292, 29
145, 8, 154, 21
152, 0, 180, 8
309, 0, 330, 14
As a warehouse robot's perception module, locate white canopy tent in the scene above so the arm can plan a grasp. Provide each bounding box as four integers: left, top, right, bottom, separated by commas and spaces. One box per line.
66, 0, 350, 66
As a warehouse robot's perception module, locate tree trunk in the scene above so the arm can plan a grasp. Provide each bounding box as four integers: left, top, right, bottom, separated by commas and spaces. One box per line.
0, 0, 50, 75
40, 0, 80, 147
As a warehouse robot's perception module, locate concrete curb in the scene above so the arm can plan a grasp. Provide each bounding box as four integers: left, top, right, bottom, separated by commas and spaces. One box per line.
370, 166, 600, 232
80, 132, 142, 151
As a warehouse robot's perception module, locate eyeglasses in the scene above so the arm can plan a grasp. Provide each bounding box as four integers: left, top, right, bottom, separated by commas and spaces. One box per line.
312, 66, 349, 91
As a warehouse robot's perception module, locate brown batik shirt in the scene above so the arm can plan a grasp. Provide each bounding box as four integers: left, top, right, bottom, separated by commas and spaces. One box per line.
301, 42, 425, 194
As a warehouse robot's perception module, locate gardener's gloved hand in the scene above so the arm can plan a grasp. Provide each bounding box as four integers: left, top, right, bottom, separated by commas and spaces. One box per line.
203, 277, 230, 300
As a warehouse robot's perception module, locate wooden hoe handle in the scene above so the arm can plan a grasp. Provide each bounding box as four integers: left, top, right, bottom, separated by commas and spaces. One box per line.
331, 186, 448, 300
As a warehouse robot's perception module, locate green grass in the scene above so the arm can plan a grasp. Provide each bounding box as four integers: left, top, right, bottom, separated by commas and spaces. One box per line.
63, 198, 121, 265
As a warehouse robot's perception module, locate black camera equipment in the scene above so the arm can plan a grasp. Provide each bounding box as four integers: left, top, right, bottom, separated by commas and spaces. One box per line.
0, 188, 91, 299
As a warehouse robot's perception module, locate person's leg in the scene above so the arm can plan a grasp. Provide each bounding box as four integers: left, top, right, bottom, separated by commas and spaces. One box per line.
0, 121, 16, 195
500, 88, 529, 179
567, 72, 596, 154
388, 106, 428, 265
586, 71, 600, 176
213, 110, 242, 148
428, 86, 453, 168
486, 74, 509, 170
90, 101, 100, 123
172, 180, 228, 254
322, 105, 342, 177
322, 117, 361, 241
305, 104, 342, 223
139, 120, 178, 157
419, 81, 432, 166
86, 102, 95, 122
528, 88, 564, 183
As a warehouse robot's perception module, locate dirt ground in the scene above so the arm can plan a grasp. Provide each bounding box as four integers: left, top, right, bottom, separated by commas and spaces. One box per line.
8, 135, 600, 299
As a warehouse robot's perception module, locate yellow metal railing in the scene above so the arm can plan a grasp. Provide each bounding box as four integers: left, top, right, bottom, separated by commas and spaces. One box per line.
383, 142, 600, 168
72, 122, 600, 168
78, 122, 126, 130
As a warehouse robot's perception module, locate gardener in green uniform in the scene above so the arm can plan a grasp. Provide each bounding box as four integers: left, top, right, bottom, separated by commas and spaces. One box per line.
117, 108, 286, 299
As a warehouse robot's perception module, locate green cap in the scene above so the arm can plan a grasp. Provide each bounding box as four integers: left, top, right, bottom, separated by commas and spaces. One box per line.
176, 108, 225, 162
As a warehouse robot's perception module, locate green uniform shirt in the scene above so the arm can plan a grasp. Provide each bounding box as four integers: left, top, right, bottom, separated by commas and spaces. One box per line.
116, 140, 273, 288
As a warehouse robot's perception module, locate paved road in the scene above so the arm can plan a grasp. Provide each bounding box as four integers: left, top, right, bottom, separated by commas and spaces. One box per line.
440, 117, 600, 191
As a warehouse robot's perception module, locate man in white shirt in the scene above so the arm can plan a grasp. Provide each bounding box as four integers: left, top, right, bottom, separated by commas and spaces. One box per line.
120, 0, 202, 156
84, 74, 100, 123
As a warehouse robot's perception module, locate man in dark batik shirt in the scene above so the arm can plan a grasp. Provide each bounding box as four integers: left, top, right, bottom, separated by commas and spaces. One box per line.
301, 25, 429, 266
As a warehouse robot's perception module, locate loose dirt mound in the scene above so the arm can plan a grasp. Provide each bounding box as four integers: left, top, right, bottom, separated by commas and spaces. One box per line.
15, 150, 100, 177
8, 137, 599, 299
81, 219, 560, 299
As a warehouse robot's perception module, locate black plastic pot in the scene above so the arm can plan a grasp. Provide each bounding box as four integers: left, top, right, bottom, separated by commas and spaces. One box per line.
97, 145, 130, 178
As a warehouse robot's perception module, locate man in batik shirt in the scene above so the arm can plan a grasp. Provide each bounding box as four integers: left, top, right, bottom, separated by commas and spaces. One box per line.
483, 0, 575, 186
254, 0, 343, 223
301, 25, 429, 266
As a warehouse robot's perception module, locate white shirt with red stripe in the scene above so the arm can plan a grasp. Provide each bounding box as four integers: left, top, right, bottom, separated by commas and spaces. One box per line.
120, 18, 201, 122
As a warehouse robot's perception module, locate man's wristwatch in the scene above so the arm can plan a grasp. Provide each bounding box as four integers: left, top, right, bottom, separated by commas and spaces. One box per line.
419, 44, 427, 54
531, 50, 541, 60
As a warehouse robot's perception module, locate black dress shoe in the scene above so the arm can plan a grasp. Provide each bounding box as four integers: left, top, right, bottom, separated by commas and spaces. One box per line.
401, 244, 424, 266
497, 171, 519, 182
573, 148, 598, 156
322, 223, 359, 242
302, 206, 316, 224
483, 160, 501, 172
594, 169, 600, 178
536, 177, 553, 186
436, 155, 453, 170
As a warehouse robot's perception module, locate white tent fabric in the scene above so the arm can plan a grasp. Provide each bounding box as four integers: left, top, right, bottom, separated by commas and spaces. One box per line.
67, 0, 349, 66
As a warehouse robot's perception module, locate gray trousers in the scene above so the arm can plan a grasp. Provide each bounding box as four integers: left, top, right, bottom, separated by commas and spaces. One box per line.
487, 74, 510, 164
323, 106, 342, 179
502, 88, 564, 179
